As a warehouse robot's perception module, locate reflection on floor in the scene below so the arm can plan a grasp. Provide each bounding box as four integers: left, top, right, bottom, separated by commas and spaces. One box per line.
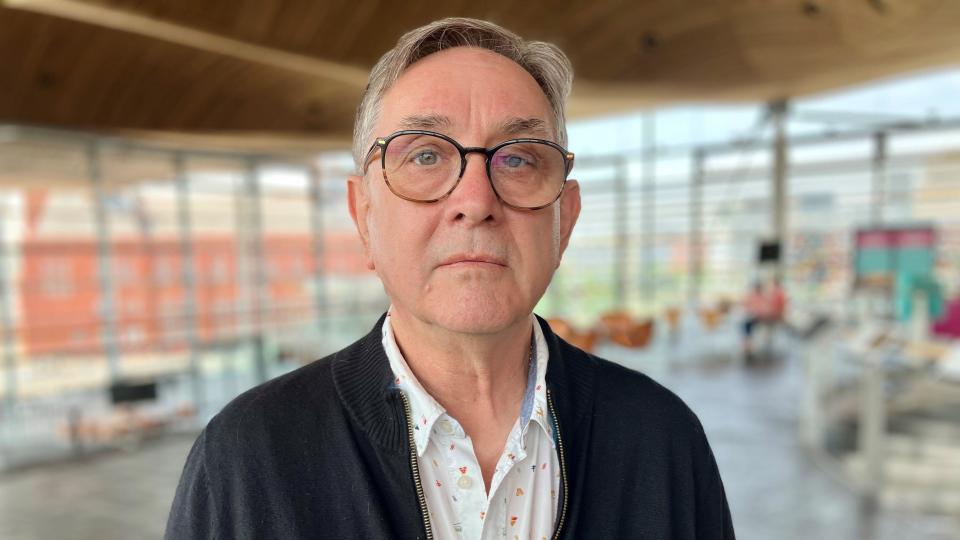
1, 330, 958, 540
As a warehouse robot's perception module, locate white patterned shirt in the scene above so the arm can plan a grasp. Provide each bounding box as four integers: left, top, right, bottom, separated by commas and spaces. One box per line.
383, 312, 560, 540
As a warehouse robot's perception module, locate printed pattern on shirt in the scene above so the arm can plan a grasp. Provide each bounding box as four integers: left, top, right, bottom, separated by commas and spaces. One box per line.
383, 312, 560, 540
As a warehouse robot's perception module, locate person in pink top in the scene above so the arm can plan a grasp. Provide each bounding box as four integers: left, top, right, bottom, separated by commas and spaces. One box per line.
742, 281, 768, 357
768, 277, 788, 323
932, 295, 960, 338
742, 277, 789, 359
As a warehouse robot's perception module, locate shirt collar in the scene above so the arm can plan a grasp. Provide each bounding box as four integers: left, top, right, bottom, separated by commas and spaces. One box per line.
382, 310, 552, 457
527, 317, 553, 441
382, 312, 443, 455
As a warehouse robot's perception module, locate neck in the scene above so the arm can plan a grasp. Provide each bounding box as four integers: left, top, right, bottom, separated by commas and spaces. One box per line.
388, 310, 533, 423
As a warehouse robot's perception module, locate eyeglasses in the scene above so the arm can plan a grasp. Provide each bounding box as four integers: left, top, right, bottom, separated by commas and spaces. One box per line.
362, 130, 575, 210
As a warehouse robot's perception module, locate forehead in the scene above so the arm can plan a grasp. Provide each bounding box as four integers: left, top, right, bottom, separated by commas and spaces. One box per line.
377, 47, 555, 139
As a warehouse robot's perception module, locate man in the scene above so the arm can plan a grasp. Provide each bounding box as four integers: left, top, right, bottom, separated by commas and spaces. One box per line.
166, 17, 734, 539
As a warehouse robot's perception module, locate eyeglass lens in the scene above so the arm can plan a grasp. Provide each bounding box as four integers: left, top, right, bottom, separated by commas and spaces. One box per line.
382, 133, 566, 208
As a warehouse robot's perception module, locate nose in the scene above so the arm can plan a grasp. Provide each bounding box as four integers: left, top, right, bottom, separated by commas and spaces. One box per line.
444, 153, 501, 224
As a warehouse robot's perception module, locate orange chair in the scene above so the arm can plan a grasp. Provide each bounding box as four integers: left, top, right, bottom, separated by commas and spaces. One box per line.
567, 330, 599, 353
664, 307, 681, 334
618, 318, 655, 348
598, 310, 632, 338
547, 317, 598, 353
598, 311, 655, 348
547, 317, 574, 339
700, 307, 721, 330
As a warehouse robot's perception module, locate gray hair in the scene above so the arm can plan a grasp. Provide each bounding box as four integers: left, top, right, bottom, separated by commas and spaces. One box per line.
352, 17, 573, 172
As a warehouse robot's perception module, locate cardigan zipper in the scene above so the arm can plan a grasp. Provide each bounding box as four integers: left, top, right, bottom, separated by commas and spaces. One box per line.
547, 389, 569, 540
399, 389, 569, 540
400, 392, 434, 540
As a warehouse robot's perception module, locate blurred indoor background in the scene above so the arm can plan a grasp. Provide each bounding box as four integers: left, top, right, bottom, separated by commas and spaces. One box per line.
1, 1, 960, 539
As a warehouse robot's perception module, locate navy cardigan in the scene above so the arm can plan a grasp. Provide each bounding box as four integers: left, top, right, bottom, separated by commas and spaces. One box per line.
166, 315, 735, 539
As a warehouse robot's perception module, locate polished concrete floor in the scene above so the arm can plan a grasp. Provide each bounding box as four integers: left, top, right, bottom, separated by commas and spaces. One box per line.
1, 330, 958, 539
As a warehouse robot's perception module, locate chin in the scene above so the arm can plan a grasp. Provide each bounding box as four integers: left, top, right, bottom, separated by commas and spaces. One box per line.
429, 291, 528, 335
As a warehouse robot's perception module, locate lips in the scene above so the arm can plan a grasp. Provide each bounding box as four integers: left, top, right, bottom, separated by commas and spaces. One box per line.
438, 253, 507, 268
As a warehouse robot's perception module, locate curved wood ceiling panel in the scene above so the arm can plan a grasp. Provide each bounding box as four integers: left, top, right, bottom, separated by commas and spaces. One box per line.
2, 0, 960, 148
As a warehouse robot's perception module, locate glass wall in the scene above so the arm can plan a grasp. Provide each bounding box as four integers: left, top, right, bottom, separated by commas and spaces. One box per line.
4, 68, 960, 468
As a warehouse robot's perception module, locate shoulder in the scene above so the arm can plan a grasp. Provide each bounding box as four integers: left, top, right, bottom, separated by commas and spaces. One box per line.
597, 357, 702, 426
559, 344, 707, 449
202, 346, 347, 448
570, 355, 735, 536
545, 326, 706, 444
213, 325, 383, 423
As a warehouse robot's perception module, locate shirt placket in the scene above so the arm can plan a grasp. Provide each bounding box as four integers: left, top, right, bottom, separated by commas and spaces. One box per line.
433, 415, 485, 538
476, 421, 525, 539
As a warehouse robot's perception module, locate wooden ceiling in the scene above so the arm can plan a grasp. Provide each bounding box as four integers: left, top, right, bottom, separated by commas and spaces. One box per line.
2, 0, 960, 150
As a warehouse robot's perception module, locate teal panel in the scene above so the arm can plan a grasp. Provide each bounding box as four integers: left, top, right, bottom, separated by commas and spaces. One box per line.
855, 247, 892, 275
895, 247, 935, 277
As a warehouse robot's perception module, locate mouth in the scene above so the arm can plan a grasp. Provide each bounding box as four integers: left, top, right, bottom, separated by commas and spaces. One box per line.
438, 253, 508, 268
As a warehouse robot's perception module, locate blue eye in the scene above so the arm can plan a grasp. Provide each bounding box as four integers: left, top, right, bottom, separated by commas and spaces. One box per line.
505, 155, 527, 168
498, 153, 535, 169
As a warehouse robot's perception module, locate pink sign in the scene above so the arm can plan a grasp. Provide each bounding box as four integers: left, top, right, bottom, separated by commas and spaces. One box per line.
856, 227, 935, 249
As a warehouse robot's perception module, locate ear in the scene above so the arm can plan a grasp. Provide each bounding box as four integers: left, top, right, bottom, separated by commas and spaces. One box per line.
557, 179, 581, 266
347, 175, 376, 270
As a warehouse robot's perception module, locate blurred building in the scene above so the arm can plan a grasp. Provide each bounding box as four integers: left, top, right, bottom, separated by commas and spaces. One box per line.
17, 188, 368, 357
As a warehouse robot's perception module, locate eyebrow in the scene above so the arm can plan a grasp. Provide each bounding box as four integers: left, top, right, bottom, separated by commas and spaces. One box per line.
395, 114, 553, 140
398, 114, 452, 131
498, 117, 551, 139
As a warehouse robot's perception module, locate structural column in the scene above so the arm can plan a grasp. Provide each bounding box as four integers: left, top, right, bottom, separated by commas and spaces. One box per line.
614, 157, 629, 305
770, 99, 790, 279
243, 158, 269, 383
688, 149, 705, 306
308, 163, 328, 333
233, 167, 253, 341
871, 131, 887, 225
641, 113, 657, 303
89, 140, 121, 380
173, 153, 203, 410
0, 204, 18, 417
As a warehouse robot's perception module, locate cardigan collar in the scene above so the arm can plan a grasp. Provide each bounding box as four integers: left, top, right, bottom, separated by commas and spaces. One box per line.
331, 313, 597, 454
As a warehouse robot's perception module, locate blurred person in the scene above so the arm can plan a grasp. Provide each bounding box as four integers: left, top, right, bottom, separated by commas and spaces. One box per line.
768, 276, 788, 323
932, 279, 960, 338
741, 280, 767, 358
742, 278, 789, 359
166, 18, 733, 539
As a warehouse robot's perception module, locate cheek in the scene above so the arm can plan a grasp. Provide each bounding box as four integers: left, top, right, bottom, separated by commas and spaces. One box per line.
540, 209, 563, 259
366, 204, 433, 275
368, 213, 404, 266
516, 213, 562, 276
551, 205, 562, 254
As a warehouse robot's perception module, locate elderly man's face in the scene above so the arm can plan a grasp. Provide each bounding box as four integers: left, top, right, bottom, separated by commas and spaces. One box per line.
348, 47, 580, 335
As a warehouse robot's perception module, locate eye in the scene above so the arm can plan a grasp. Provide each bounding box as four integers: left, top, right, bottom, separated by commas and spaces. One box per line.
498, 153, 536, 169
504, 155, 527, 168
412, 149, 439, 166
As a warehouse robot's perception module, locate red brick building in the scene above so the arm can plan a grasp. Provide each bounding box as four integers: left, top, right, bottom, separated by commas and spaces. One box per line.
18, 189, 367, 356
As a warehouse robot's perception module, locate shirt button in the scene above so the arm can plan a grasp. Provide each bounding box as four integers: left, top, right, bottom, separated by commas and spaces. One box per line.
439, 419, 454, 434
457, 475, 473, 489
